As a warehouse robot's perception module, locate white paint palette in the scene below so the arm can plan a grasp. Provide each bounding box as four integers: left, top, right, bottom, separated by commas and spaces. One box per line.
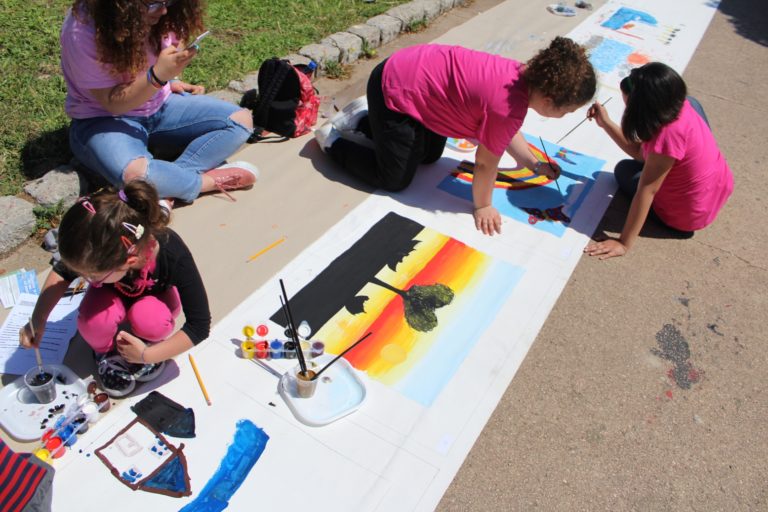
278, 354, 366, 427
0, 364, 88, 441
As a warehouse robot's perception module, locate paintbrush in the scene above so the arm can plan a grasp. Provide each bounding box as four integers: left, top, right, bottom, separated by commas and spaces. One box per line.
556, 96, 613, 144
311, 332, 373, 381
279, 279, 307, 376
29, 318, 45, 376
539, 136, 563, 196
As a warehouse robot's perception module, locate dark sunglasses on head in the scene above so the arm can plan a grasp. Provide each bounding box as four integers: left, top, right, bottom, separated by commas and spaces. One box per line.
145, 0, 178, 13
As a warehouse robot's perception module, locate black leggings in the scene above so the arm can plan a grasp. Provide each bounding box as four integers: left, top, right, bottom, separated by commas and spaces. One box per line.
329, 60, 447, 192
613, 96, 708, 237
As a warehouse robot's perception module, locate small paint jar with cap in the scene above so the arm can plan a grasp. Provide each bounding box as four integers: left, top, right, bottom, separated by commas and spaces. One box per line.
270, 340, 283, 359
311, 341, 325, 358
283, 341, 297, 359
241, 340, 256, 359
255, 341, 269, 359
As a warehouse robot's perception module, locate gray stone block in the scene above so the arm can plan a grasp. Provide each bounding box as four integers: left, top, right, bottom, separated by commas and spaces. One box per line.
284, 53, 312, 67
206, 89, 242, 105
0, 196, 36, 255
414, 0, 443, 21
438, 0, 455, 11
367, 15, 403, 45
387, 3, 426, 27
347, 23, 382, 50
321, 32, 363, 64
298, 43, 341, 70
229, 72, 260, 94
24, 164, 86, 208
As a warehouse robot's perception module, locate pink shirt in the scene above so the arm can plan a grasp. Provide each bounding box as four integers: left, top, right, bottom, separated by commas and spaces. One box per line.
643, 100, 734, 231
381, 45, 529, 156
60, 9, 172, 119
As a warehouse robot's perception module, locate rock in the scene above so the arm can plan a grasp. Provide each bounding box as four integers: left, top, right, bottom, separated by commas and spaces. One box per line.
0, 196, 36, 255
321, 32, 364, 64
367, 15, 403, 45
387, 3, 427, 27
284, 53, 313, 67
298, 43, 341, 71
23, 165, 86, 208
413, 0, 443, 22
347, 23, 382, 50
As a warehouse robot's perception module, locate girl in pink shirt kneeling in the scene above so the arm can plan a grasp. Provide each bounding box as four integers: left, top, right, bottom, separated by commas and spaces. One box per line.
315, 38, 596, 236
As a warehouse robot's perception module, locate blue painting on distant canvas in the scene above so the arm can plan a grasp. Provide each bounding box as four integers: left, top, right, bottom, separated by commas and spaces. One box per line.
437, 133, 606, 237
589, 37, 634, 73
601, 7, 657, 30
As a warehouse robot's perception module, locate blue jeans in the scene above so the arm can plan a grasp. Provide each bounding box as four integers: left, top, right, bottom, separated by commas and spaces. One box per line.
69, 93, 252, 202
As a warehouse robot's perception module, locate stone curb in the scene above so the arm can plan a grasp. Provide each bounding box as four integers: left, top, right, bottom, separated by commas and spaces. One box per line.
220, 0, 468, 95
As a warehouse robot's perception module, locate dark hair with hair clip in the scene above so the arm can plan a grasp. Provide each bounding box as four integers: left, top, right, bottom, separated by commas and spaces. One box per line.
620, 62, 687, 142
58, 181, 170, 273
522, 36, 596, 108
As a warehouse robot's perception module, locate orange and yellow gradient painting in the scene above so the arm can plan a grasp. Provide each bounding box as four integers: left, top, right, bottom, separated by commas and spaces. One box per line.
314, 222, 522, 406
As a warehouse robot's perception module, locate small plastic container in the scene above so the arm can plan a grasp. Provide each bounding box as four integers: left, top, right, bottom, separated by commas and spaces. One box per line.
241, 340, 256, 359
24, 366, 57, 404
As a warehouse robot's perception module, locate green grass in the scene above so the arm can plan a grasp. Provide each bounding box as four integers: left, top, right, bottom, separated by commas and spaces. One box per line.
0, 0, 412, 196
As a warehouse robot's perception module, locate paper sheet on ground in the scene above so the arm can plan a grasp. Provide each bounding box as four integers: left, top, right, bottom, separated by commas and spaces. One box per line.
0, 269, 40, 308
0, 292, 82, 375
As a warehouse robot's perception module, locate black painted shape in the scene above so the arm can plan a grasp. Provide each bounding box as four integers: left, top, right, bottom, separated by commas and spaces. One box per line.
269, 212, 424, 332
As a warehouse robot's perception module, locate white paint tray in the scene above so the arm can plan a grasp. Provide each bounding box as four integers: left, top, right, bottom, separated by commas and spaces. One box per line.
278, 354, 366, 427
0, 364, 88, 441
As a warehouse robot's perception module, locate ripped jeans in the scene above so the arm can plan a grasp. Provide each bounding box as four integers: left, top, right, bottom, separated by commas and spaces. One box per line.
69, 93, 252, 202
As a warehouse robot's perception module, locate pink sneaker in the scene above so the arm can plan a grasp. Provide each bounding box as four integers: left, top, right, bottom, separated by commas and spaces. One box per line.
203, 161, 259, 201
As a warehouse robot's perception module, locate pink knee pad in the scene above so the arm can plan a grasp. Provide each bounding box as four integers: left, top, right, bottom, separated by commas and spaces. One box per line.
126, 292, 179, 342
77, 287, 127, 354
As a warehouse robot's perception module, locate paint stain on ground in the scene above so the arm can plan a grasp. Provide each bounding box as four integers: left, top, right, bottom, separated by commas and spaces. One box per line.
707, 323, 724, 336
651, 324, 703, 390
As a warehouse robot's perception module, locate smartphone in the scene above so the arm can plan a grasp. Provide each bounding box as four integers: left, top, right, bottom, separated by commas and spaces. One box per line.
184, 30, 210, 51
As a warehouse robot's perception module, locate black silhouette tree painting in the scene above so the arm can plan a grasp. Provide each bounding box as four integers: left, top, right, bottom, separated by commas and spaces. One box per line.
271, 212, 455, 334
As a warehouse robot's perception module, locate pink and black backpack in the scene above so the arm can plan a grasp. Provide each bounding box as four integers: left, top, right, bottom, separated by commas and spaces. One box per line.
240, 57, 320, 141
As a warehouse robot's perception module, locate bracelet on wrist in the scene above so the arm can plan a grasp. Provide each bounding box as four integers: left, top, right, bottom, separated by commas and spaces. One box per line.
532, 161, 544, 174
147, 66, 168, 88
140, 345, 148, 364
146, 68, 163, 89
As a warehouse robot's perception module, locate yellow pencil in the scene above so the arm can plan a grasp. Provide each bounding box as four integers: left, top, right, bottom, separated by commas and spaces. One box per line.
188, 354, 211, 406
246, 236, 286, 262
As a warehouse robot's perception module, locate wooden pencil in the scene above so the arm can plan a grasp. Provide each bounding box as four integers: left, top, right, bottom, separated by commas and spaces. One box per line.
188, 354, 212, 406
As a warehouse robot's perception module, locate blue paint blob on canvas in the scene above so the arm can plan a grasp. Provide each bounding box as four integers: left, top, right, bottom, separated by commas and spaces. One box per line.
438, 134, 606, 237
601, 7, 657, 30
180, 420, 269, 512
143, 455, 189, 494
589, 38, 634, 73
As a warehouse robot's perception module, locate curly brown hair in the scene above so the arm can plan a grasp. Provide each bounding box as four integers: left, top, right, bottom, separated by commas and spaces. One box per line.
523, 36, 596, 107
72, 0, 204, 77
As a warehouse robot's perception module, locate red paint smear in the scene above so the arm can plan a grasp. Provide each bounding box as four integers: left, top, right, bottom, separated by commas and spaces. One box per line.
344, 238, 474, 369
688, 368, 701, 383
628, 52, 650, 65
665, 390, 673, 399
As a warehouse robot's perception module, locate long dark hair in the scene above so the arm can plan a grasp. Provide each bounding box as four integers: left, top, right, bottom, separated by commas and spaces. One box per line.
59, 181, 170, 273
72, 0, 204, 77
620, 62, 687, 142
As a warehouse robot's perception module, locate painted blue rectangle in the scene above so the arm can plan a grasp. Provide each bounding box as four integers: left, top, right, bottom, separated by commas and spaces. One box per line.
181, 420, 269, 512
